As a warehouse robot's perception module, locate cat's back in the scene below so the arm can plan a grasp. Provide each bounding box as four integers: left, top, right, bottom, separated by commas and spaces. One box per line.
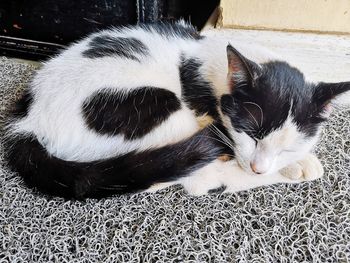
35, 22, 202, 96
8, 22, 204, 161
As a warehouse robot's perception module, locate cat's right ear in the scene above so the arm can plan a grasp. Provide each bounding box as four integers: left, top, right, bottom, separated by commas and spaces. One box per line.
313, 81, 350, 116
226, 44, 260, 90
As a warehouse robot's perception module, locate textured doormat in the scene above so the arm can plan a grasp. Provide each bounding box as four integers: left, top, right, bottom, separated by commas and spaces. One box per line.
0, 55, 349, 262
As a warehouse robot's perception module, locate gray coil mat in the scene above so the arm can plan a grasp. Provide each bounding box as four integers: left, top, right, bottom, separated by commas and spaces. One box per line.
0, 57, 349, 262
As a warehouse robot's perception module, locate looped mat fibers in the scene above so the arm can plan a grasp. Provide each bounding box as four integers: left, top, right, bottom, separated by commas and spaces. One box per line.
0, 55, 349, 263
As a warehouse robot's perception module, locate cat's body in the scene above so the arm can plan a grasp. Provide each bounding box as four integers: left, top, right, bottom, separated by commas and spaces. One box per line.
4, 21, 350, 199
10, 24, 271, 162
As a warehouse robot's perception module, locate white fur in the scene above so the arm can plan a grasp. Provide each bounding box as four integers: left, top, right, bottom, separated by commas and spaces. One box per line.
228, 114, 319, 176
152, 153, 324, 196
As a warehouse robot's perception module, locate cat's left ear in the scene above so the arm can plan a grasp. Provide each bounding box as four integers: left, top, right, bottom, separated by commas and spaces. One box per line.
313, 81, 350, 115
226, 44, 261, 90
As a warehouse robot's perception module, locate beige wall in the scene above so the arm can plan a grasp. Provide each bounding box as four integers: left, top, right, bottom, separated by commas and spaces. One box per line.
220, 0, 350, 34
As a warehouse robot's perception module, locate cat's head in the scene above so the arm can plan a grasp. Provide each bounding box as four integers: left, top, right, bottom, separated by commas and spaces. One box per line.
221, 44, 350, 175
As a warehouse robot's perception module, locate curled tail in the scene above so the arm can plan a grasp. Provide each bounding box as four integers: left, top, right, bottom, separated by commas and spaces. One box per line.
3, 125, 231, 199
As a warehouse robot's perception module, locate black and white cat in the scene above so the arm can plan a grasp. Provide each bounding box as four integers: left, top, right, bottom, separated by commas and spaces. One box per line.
4, 21, 350, 199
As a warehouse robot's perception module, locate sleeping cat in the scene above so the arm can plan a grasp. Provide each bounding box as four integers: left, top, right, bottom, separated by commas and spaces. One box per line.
3, 21, 350, 199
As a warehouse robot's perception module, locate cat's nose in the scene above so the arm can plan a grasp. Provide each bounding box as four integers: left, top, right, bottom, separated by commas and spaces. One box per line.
250, 162, 261, 174
250, 162, 266, 174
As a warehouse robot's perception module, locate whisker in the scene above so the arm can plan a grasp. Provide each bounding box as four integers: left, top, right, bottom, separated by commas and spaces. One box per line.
210, 125, 234, 147
207, 124, 235, 152
198, 135, 234, 151
198, 127, 235, 152
243, 105, 259, 129
243, 101, 264, 127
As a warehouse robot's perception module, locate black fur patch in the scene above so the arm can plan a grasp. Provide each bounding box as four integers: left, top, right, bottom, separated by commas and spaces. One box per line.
82, 35, 148, 60
179, 57, 219, 119
139, 22, 204, 40
222, 61, 322, 138
4, 124, 230, 199
11, 89, 33, 118
82, 87, 181, 139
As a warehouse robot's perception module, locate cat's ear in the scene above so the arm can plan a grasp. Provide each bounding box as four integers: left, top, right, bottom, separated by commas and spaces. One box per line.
226, 44, 260, 90
313, 81, 350, 116
313, 81, 350, 105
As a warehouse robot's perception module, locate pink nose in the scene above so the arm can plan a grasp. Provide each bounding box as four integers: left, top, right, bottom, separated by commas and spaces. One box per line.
250, 162, 263, 174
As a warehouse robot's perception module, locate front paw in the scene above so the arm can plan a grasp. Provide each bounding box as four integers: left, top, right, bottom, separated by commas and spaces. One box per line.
280, 154, 324, 182
280, 163, 303, 180
183, 184, 209, 196
297, 153, 324, 181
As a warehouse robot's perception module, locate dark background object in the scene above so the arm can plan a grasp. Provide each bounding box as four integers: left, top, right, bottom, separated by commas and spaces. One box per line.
167, 0, 220, 31
0, 0, 220, 60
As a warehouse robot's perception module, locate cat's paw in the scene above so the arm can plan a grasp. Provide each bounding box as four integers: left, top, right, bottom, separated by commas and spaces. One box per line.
145, 182, 175, 193
280, 154, 324, 182
181, 175, 213, 196
183, 184, 210, 196
297, 153, 324, 181
181, 160, 227, 196
280, 163, 304, 180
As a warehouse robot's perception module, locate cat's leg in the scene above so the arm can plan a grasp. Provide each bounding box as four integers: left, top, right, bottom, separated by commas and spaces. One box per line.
280, 153, 324, 181
180, 160, 227, 196
144, 156, 228, 195
144, 182, 176, 193
181, 159, 298, 196
222, 164, 295, 194
145, 157, 229, 195
178, 153, 324, 196
223, 154, 324, 193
